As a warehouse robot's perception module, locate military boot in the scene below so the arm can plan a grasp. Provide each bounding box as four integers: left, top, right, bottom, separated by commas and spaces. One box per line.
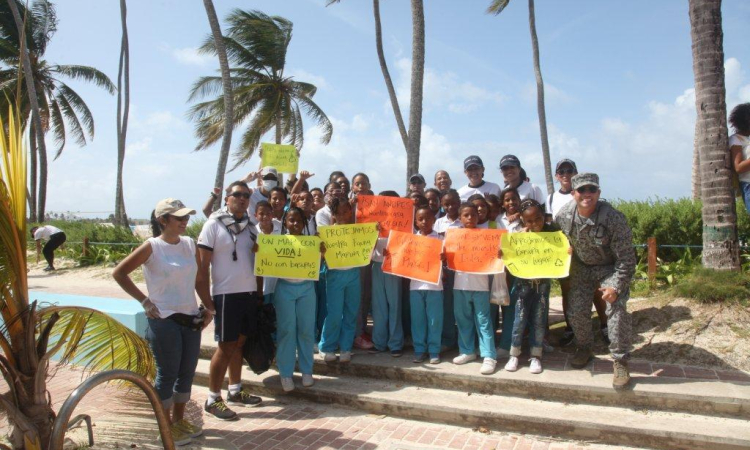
570, 347, 592, 369
613, 360, 631, 390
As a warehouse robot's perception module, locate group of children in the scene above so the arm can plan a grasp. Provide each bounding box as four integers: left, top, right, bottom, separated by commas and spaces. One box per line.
247, 160, 567, 391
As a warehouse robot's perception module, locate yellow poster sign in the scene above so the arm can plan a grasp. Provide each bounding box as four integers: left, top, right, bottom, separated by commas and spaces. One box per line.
501, 231, 571, 279
261, 143, 299, 174
254, 234, 321, 281
318, 223, 379, 269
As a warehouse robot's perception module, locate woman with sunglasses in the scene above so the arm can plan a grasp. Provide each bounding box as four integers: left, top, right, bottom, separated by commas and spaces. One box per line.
113, 198, 212, 446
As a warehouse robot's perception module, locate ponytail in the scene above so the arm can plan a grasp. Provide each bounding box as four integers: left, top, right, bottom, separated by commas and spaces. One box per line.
150, 210, 163, 238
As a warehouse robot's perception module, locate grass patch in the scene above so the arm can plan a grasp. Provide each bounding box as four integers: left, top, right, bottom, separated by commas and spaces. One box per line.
673, 267, 750, 305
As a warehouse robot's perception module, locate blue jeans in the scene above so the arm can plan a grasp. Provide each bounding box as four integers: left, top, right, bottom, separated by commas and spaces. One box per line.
315, 263, 328, 341
741, 182, 750, 214
146, 317, 202, 408
409, 290, 444, 356
453, 290, 495, 359
319, 268, 361, 353
510, 279, 550, 358
274, 280, 317, 377
371, 262, 403, 351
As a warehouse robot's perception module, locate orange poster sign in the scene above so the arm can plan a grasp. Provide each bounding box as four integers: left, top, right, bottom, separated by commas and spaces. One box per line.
444, 228, 506, 274
382, 230, 443, 285
355, 195, 414, 238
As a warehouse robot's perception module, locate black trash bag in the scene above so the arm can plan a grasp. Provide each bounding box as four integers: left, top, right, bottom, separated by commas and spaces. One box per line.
243, 303, 276, 375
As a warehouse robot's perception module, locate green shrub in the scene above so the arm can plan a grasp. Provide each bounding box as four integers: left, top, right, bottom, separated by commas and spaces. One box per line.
185, 219, 206, 240
673, 267, 750, 304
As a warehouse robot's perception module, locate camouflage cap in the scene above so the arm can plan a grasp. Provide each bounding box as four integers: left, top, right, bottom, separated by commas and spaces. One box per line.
572, 172, 599, 190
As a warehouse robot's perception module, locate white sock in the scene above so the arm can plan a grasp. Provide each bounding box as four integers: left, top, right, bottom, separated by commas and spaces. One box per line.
228, 383, 242, 395
207, 390, 221, 404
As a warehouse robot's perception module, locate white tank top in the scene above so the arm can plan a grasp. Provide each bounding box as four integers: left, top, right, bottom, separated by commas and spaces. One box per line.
143, 236, 200, 318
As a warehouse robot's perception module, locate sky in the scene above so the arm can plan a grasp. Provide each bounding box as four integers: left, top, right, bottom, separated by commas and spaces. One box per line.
36, 0, 750, 220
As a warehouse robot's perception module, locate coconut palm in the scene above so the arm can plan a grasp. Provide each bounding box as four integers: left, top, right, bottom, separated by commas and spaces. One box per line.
202, 0, 234, 212
114, 0, 129, 227
0, 0, 116, 223
688, 0, 740, 270
488, 0, 554, 193
188, 9, 332, 169
0, 105, 155, 450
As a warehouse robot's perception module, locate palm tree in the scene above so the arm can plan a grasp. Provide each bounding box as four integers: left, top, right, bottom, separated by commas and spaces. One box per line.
188, 9, 332, 170
114, 0, 129, 227
688, 0, 740, 270
202, 0, 234, 212
0, 0, 116, 223
0, 105, 154, 450
488, 0, 554, 193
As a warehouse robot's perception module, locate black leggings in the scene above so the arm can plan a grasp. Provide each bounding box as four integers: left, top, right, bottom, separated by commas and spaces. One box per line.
43, 232, 66, 267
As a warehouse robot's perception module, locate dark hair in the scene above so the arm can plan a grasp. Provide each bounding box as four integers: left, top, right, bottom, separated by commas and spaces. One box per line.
415, 205, 434, 216
424, 188, 442, 199
519, 198, 543, 215
287, 179, 309, 193
329, 171, 346, 182
729, 103, 750, 135
467, 193, 489, 205
485, 194, 501, 205
520, 168, 528, 182
269, 186, 287, 201
310, 187, 323, 195
226, 180, 250, 193
379, 190, 399, 197
281, 205, 310, 235
352, 172, 370, 183
410, 193, 428, 207
30, 226, 39, 238
150, 210, 163, 238
324, 181, 338, 193
500, 186, 519, 202
330, 196, 351, 215
459, 202, 477, 213
441, 189, 460, 202
255, 200, 272, 213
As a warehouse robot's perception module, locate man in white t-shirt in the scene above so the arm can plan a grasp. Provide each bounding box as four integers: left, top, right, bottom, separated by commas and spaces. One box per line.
499, 154, 545, 203
197, 181, 262, 419
545, 159, 577, 220
457, 155, 502, 202
30, 225, 66, 271
247, 167, 279, 225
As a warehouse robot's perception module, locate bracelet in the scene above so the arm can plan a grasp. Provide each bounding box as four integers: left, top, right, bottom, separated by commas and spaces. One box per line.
210, 192, 218, 199
139, 296, 150, 305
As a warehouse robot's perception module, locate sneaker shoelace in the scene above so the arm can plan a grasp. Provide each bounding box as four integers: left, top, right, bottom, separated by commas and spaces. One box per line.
614, 362, 628, 377
210, 399, 230, 411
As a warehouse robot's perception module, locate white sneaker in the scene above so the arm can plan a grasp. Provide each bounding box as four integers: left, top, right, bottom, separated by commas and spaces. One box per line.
302, 373, 314, 387
529, 357, 543, 374
480, 358, 497, 375
504, 356, 519, 372
321, 352, 337, 362
280, 377, 295, 392
496, 348, 510, 358
339, 351, 352, 363
452, 354, 477, 365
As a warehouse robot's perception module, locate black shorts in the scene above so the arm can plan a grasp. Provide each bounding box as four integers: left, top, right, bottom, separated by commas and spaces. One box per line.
213, 292, 258, 343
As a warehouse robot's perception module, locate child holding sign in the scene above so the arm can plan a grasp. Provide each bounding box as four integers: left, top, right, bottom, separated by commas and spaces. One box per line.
272, 207, 323, 391
319, 197, 362, 363
452, 203, 498, 375
502, 199, 568, 374
434, 189, 461, 351
409, 206, 444, 364
255, 201, 281, 306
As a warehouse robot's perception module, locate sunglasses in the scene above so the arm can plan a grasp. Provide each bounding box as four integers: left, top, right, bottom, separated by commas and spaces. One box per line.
170, 215, 190, 222
229, 192, 251, 199
557, 169, 576, 175
576, 186, 599, 194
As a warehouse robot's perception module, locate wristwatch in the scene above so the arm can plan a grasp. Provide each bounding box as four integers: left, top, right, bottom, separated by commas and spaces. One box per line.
209, 192, 218, 199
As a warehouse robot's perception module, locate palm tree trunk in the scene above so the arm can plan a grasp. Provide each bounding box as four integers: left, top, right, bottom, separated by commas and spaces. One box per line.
203, 0, 234, 212
692, 120, 702, 201
114, 0, 129, 227
689, 0, 740, 270
29, 121, 37, 220
407, 0, 425, 188
528, 0, 553, 194
7, 0, 48, 224
373, 0, 408, 151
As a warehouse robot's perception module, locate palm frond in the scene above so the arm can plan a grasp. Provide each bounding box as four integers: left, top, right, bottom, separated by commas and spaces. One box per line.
52, 64, 116, 94
37, 305, 156, 379
486, 0, 511, 15
55, 91, 87, 147
56, 82, 95, 138
47, 97, 66, 158
30, 0, 56, 56
295, 94, 333, 145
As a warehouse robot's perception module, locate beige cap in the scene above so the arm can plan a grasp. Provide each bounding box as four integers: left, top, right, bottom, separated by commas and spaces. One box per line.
155, 198, 196, 218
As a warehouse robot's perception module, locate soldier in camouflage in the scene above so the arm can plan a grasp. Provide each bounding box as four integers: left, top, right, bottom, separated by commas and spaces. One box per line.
554, 173, 636, 389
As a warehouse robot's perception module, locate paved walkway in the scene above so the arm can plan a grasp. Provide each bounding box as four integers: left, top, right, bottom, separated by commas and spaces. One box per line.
9, 364, 642, 450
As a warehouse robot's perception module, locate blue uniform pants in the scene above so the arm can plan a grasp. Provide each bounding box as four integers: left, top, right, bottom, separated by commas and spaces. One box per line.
453, 290, 495, 359
274, 280, 317, 377
409, 290, 444, 356
371, 261, 403, 351
319, 268, 361, 353
442, 270, 457, 348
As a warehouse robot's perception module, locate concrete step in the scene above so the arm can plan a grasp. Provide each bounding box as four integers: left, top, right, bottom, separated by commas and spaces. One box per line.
193, 359, 750, 450
198, 337, 750, 419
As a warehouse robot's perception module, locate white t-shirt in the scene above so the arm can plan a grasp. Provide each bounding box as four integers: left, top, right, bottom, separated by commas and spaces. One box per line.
500, 213, 523, 233
197, 218, 257, 296
33, 225, 63, 241
143, 237, 200, 318
434, 216, 462, 234
410, 231, 444, 291
315, 205, 333, 227
247, 189, 269, 225
255, 222, 280, 295
457, 181, 502, 202
546, 190, 574, 219
513, 180, 546, 203
730, 134, 750, 183
371, 237, 388, 263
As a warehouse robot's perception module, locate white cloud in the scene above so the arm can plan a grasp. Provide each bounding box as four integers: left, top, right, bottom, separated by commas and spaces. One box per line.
287, 69, 330, 90
522, 81, 574, 105
171, 47, 214, 67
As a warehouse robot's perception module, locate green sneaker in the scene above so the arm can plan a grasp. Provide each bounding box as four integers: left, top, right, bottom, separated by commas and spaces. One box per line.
204, 397, 237, 420
227, 388, 262, 407
174, 419, 203, 438
169, 422, 192, 446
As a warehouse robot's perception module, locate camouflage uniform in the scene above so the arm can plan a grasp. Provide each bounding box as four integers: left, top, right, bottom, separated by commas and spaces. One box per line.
554, 199, 636, 361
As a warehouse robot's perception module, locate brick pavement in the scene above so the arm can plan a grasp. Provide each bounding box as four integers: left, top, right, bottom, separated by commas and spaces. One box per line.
2, 364, 644, 450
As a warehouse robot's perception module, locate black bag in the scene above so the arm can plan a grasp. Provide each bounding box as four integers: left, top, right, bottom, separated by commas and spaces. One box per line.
242, 303, 277, 375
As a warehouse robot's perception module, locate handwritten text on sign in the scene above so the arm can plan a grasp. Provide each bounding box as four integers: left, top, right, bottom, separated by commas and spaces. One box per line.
501, 231, 571, 279
318, 223, 379, 269
260, 143, 299, 174
444, 228, 506, 274
383, 230, 443, 285
254, 234, 321, 281
355, 195, 414, 238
